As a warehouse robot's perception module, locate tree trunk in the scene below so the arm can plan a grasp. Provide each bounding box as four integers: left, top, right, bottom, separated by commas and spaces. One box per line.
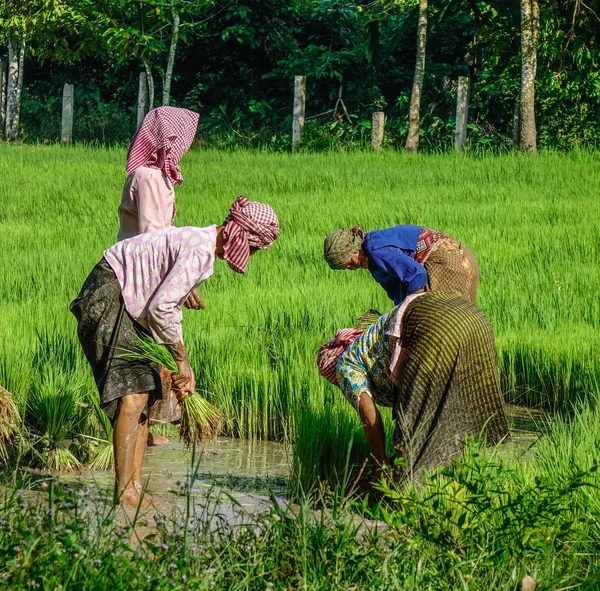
0, 60, 6, 133
137, 72, 148, 129
405, 0, 428, 153
519, 0, 539, 152
5, 37, 19, 141
162, 3, 180, 106
143, 59, 155, 111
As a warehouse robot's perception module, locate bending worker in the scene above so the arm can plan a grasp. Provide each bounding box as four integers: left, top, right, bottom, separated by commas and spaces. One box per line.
71, 196, 279, 508
317, 290, 509, 482
323, 225, 479, 305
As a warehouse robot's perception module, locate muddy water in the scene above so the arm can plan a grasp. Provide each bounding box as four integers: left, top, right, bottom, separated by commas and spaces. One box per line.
59, 438, 292, 523
26, 407, 543, 528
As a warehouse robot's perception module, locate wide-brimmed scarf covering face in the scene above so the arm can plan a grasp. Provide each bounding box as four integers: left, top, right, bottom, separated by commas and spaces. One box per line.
317, 328, 363, 385
323, 226, 365, 269
222, 196, 280, 274
126, 106, 200, 186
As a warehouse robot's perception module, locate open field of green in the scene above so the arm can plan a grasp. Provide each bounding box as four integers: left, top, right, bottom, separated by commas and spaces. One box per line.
1, 145, 600, 588
0, 145, 599, 487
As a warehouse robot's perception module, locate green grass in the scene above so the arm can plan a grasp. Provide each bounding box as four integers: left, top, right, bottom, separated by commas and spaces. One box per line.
1, 399, 600, 589
0, 145, 598, 491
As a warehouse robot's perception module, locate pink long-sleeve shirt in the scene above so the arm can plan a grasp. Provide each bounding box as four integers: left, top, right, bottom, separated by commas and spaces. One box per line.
117, 166, 176, 242
104, 225, 217, 345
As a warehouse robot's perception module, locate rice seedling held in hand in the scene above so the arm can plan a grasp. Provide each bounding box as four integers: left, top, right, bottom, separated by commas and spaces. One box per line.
129, 336, 224, 447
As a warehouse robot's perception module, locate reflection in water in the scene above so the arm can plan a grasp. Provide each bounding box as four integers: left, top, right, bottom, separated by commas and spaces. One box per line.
65, 437, 291, 501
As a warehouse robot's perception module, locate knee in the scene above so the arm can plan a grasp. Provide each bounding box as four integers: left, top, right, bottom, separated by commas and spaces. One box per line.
119, 393, 149, 418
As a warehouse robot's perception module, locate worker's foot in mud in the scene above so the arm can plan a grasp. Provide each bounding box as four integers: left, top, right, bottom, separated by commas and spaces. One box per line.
147, 433, 169, 447
118, 488, 152, 510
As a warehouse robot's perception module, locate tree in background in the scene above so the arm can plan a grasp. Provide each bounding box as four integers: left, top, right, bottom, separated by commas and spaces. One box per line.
0, 0, 93, 140
518, 0, 539, 152
405, 0, 428, 152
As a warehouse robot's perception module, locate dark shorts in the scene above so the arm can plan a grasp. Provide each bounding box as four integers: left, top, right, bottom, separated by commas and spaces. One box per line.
70, 259, 161, 423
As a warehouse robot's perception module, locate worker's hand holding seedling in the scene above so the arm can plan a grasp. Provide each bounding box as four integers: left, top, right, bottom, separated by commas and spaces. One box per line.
168, 342, 196, 401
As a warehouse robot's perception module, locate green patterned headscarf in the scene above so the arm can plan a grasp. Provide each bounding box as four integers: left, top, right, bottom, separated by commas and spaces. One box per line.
323, 227, 365, 269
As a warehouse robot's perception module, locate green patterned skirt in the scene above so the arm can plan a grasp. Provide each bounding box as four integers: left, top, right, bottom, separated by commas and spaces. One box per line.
393, 290, 509, 480
70, 259, 166, 423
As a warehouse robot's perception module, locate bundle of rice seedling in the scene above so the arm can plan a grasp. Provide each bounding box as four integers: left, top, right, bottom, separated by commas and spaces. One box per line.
354, 309, 382, 332
46, 444, 81, 472
0, 386, 21, 461
88, 440, 114, 471
126, 336, 223, 447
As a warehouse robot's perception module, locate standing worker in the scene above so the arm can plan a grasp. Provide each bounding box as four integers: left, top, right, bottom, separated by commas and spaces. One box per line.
119, 106, 201, 444
71, 196, 280, 508
323, 225, 479, 305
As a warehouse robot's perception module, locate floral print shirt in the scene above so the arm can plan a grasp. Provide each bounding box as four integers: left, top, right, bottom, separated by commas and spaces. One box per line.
335, 308, 396, 412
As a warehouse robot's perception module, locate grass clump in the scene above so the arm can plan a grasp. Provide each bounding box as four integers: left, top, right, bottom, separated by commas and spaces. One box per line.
0, 386, 21, 461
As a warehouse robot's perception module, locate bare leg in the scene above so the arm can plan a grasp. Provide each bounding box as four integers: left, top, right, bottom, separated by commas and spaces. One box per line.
113, 392, 150, 508
132, 417, 148, 492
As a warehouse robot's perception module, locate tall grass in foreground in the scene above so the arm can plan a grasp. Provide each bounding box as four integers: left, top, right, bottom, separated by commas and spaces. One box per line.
0, 146, 598, 476
1, 399, 600, 590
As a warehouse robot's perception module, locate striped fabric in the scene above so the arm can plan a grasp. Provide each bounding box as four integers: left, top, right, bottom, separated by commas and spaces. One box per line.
423, 239, 479, 303
317, 328, 363, 385
393, 291, 509, 481
126, 107, 200, 186
222, 196, 280, 274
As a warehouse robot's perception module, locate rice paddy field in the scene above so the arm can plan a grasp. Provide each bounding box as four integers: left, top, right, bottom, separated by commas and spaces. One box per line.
1, 145, 600, 588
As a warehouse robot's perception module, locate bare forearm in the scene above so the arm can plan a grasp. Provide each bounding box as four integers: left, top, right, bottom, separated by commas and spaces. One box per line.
166, 341, 189, 365
358, 391, 387, 466
166, 341, 195, 397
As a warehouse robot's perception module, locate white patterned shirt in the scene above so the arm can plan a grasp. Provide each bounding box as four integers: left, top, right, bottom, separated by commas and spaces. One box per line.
104, 225, 217, 344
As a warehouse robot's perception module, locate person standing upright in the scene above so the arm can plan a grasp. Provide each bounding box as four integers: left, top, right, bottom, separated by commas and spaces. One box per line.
117, 106, 201, 444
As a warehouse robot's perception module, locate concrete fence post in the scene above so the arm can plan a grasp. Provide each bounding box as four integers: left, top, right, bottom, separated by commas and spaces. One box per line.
292, 75, 306, 152
371, 111, 385, 152
137, 72, 148, 129
61, 83, 74, 144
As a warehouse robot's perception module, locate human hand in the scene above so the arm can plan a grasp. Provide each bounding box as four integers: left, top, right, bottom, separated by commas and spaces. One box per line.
171, 359, 196, 403
183, 288, 205, 310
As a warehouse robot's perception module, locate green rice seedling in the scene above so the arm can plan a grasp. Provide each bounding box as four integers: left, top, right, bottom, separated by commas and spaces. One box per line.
86, 393, 113, 471
0, 386, 21, 461
129, 336, 223, 446
354, 309, 382, 331
24, 369, 87, 471
88, 441, 113, 471
1, 145, 599, 485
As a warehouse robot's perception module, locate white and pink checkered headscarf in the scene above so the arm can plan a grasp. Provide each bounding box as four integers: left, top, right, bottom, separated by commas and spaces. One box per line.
126, 106, 200, 186
222, 196, 280, 274
317, 328, 363, 385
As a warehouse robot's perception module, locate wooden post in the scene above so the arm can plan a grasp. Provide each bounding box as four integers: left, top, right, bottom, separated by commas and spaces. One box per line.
61, 83, 74, 144
0, 61, 5, 131
454, 76, 470, 151
371, 111, 385, 152
292, 75, 306, 152
137, 72, 148, 129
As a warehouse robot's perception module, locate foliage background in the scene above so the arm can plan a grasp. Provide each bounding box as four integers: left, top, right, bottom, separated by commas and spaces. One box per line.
4, 0, 600, 150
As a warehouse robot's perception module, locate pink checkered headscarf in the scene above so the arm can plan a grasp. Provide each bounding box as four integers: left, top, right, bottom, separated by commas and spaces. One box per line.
126, 106, 200, 186
317, 328, 363, 385
222, 196, 280, 274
